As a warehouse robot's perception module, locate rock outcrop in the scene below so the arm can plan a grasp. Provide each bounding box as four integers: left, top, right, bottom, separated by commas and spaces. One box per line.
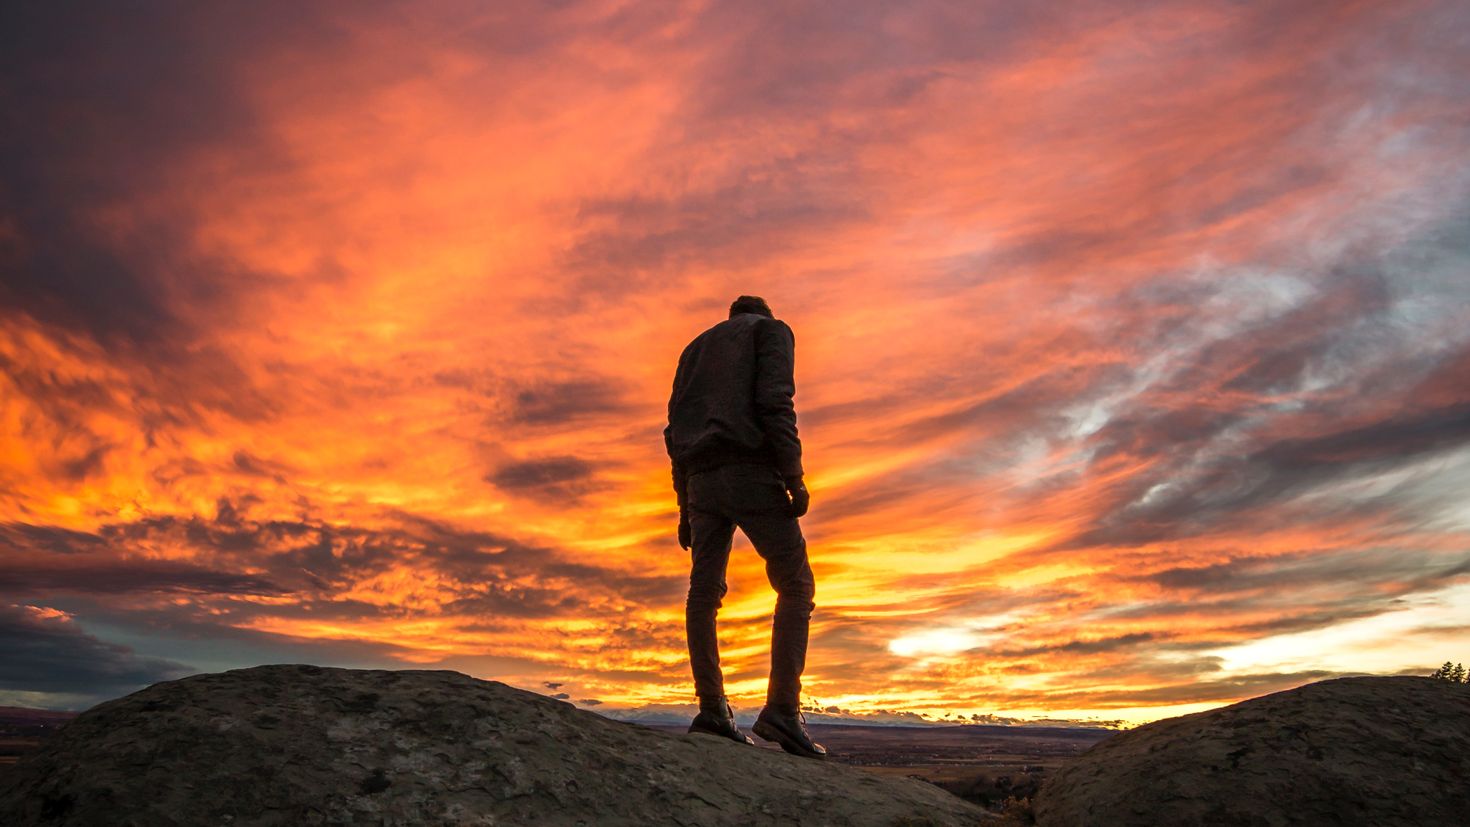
0, 664, 989, 826
1034, 676, 1470, 826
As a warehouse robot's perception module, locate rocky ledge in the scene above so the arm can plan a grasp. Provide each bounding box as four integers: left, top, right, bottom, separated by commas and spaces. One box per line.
1034, 675, 1470, 826
0, 664, 988, 826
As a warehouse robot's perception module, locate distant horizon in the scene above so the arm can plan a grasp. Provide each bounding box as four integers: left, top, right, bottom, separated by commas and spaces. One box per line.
2, 662, 1443, 732
4, 1, 1469, 727
0, 698, 1123, 731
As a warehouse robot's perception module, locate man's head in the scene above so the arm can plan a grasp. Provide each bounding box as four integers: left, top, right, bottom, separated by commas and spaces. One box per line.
729, 295, 773, 318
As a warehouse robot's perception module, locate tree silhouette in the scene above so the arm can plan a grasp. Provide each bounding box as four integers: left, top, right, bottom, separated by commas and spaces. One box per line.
1429, 661, 1467, 683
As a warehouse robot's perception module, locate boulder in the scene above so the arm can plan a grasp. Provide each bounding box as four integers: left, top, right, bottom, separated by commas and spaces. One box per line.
1034, 676, 1470, 826
0, 664, 989, 826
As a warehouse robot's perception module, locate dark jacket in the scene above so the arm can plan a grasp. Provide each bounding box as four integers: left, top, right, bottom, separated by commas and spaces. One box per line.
664, 312, 804, 508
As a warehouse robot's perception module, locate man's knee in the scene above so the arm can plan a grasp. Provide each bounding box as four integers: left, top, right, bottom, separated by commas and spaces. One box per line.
686, 580, 728, 615
779, 576, 814, 603
773, 567, 815, 611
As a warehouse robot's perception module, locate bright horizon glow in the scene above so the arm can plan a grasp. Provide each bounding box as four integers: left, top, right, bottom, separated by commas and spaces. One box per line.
1208, 582, 1470, 676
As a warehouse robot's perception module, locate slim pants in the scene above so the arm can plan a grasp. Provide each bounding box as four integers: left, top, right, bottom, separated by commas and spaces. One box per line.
685, 463, 815, 711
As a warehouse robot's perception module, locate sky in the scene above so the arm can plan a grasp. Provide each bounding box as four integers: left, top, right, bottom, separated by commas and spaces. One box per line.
2, 0, 1468, 725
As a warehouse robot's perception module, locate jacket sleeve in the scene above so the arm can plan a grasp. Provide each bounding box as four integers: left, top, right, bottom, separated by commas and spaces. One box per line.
665, 354, 689, 511
664, 423, 687, 511
753, 318, 804, 482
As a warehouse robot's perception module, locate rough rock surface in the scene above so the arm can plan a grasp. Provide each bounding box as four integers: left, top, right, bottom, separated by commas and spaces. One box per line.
0, 664, 989, 826
1034, 676, 1470, 827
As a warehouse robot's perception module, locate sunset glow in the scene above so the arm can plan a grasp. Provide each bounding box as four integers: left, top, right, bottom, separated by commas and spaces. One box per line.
3, 0, 1468, 725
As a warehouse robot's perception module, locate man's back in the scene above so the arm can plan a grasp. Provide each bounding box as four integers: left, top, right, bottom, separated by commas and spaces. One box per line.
664, 311, 803, 483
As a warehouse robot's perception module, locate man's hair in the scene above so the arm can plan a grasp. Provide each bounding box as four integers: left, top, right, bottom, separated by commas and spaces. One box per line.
729, 295, 773, 318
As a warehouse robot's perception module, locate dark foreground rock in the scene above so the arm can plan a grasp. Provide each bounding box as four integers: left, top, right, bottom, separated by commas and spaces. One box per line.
0, 665, 989, 826
1034, 676, 1470, 827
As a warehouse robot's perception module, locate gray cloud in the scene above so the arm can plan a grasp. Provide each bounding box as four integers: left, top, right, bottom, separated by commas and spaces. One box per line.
991, 632, 1160, 659
505, 379, 629, 426
1071, 400, 1470, 549
1147, 547, 1470, 597
0, 603, 195, 698
1028, 670, 1343, 708
488, 456, 598, 500
0, 523, 108, 555
1044, 200, 1470, 551
0, 556, 284, 596
0, 2, 301, 346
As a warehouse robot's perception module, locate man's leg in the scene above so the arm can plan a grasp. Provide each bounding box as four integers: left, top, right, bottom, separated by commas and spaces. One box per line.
686, 508, 736, 702
740, 512, 815, 711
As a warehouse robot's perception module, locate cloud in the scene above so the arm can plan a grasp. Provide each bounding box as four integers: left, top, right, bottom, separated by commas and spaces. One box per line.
488, 456, 600, 500
0, 556, 284, 596
0, 603, 195, 701
1146, 547, 1470, 597
990, 632, 1160, 659
1070, 401, 1470, 548
504, 380, 629, 427
0, 2, 316, 347
1, 506, 685, 649
0, 523, 108, 555
1021, 670, 1346, 708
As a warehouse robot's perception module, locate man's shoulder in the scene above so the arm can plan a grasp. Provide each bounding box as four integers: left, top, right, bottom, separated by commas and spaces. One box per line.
682, 319, 726, 352
730, 313, 791, 334
693, 314, 764, 341
751, 315, 793, 342
683, 315, 790, 355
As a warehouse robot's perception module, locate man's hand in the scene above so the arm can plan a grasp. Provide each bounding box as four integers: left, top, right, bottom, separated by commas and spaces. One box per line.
787, 478, 810, 518
678, 509, 692, 550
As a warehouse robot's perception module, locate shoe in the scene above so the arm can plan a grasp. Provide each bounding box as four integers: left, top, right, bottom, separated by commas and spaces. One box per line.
752, 706, 827, 758
688, 697, 755, 746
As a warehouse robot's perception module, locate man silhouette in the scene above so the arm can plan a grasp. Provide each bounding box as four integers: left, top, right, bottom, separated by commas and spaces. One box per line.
663, 295, 826, 758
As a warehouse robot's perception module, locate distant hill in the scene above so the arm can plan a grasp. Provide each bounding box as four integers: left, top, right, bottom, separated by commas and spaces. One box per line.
606, 704, 1118, 731
0, 707, 77, 726
0, 664, 991, 826
0, 707, 78, 766
1034, 676, 1470, 826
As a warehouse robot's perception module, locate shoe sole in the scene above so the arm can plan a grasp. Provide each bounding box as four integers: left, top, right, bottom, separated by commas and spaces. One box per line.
688, 721, 754, 746
751, 719, 826, 759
